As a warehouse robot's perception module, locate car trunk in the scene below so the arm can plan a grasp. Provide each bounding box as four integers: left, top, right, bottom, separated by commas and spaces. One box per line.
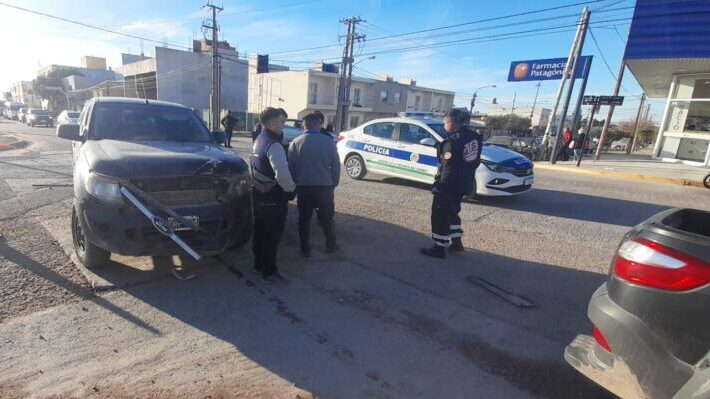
608, 208, 710, 365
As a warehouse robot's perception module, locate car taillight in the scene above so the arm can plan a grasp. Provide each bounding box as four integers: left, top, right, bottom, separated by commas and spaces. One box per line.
613, 236, 710, 291
593, 327, 612, 352
337, 134, 345, 142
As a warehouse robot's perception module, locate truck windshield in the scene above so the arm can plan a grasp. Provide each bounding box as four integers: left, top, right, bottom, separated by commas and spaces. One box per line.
91, 103, 213, 143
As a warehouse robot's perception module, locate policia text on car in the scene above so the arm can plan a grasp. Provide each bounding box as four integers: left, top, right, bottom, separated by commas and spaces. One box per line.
420, 109, 483, 259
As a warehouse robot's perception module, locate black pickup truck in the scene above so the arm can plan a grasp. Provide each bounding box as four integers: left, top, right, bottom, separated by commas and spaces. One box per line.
57, 97, 252, 268
565, 208, 710, 398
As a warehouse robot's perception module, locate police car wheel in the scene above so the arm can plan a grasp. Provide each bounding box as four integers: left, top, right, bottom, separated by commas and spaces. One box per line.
345, 154, 366, 180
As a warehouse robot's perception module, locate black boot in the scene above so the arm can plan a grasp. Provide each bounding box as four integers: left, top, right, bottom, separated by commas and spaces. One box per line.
449, 238, 465, 253
420, 245, 446, 259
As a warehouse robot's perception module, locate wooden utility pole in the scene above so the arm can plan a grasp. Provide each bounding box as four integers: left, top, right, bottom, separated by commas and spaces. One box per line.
335, 17, 365, 133
203, 1, 223, 131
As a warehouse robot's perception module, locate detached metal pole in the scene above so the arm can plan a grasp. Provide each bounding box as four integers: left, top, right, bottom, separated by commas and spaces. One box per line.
551, 7, 590, 165
628, 93, 647, 154
541, 7, 587, 153
596, 64, 626, 160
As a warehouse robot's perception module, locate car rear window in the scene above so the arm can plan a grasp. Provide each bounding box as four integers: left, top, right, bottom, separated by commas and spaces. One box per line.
68, 112, 80, 118
426, 123, 447, 138
90, 103, 212, 143
31, 109, 50, 116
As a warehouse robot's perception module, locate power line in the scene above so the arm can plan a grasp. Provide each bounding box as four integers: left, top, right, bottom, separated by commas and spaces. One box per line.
587, 27, 640, 97
0, 1, 191, 50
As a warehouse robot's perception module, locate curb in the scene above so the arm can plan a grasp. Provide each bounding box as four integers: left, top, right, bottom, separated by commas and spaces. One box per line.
534, 162, 705, 188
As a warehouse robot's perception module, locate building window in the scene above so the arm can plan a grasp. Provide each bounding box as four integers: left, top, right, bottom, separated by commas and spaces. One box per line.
380, 90, 388, 102
394, 92, 401, 104
349, 116, 360, 128
659, 74, 710, 162
414, 95, 421, 111
353, 88, 361, 106
309, 82, 318, 104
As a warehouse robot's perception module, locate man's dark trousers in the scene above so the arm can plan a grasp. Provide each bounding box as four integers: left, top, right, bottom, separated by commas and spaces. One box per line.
297, 186, 336, 251
252, 191, 288, 277
226, 129, 233, 147
431, 190, 463, 247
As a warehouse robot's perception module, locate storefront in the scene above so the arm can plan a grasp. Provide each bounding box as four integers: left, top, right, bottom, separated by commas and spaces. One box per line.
655, 74, 710, 165
624, 0, 710, 167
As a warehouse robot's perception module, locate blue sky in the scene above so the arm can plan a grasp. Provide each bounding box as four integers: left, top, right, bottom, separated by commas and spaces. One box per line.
0, 0, 662, 123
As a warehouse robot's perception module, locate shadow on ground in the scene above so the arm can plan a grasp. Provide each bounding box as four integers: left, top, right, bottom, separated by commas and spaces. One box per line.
79, 206, 614, 399
371, 176, 668, 227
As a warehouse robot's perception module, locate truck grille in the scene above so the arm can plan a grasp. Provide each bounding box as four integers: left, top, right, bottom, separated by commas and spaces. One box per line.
132, 177, 226, 206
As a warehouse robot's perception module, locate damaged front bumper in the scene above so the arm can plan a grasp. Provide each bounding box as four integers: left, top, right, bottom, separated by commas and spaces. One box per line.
75, 192, 251, 257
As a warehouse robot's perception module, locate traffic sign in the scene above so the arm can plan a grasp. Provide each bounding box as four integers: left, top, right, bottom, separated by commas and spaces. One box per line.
599, 96, 624, 106
582, 95, 624, 106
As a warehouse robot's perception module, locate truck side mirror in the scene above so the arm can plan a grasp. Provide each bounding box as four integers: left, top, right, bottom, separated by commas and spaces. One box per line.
56, 123, 81, 141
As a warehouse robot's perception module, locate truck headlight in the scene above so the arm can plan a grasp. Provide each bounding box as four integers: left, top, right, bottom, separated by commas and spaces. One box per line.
227, 174, 251, 197
85, 173, 123, 204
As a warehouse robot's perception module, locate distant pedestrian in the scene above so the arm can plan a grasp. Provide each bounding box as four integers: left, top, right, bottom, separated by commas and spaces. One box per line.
288, 113, 340, 257
557, 127, 572, 161
251, 107, 297, 285
420, 109, 482, 259
313, 111, 334, 140
573, 127, 586, 161
221, 110, 238, 148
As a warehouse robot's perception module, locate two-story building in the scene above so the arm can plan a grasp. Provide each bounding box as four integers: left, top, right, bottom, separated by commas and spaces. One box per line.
248, 56, 455, 130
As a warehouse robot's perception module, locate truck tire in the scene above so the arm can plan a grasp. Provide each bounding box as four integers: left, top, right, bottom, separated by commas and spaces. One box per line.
72, 207, 110, 268
345, 154, 367, 180
228, 208, 253, 250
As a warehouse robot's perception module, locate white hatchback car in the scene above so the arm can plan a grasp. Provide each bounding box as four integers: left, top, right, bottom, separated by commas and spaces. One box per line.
57, 110, 81, 125
337, 117, 534, 196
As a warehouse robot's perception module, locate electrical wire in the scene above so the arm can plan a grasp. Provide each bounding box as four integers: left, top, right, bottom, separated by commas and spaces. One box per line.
587, 27, 641, 98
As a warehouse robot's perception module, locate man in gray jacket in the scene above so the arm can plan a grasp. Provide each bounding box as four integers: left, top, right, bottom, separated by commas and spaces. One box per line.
288, 113, 341, 257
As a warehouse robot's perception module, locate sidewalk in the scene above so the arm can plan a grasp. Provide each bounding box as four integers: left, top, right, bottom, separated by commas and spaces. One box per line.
535, 154, 708, 187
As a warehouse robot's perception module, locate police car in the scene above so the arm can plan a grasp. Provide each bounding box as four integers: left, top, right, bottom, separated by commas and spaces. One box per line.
336, 116, 534, 196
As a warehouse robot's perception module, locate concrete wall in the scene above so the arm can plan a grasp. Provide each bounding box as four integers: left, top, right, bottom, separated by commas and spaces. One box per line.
153, 47, 247, 112
64, 68, 121, 91
371, 80, 407, 114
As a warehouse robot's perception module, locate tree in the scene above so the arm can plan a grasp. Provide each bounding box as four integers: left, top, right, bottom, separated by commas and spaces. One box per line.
2, 92, 11, 101
32, 67, 82, 111
486, 114, 531, 133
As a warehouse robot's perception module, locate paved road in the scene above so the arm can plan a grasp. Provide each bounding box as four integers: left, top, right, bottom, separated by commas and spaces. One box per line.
1, 126, 708, 399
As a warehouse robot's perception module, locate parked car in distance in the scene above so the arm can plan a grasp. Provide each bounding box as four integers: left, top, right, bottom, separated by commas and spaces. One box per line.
17, 107, 28, 123
58, 97, 253, 268
57, 110, 80, 124
611, 138, 630, 151
26, 108, 54, 127
285, 119, 303, 129
2, 101, 23, 120
565, 208, 710, 399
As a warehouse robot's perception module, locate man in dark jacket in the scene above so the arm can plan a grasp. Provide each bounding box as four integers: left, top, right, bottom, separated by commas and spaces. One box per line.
251, 107, 296, 285
221, 110, 237, 148
288, 113, 341, 257
421, 109, 482, 259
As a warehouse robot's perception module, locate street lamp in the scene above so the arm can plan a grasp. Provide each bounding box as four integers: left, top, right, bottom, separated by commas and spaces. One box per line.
469, 84, 496, 117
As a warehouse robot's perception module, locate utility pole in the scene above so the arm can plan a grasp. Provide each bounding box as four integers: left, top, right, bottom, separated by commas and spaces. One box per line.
551, 7, 590, 164
628, 93, 647, 154
541, 8, 587, 152
596, 69, 626, 160
203, 1, 223, 131
530, 82, 541, 120
335, 17, 365, 134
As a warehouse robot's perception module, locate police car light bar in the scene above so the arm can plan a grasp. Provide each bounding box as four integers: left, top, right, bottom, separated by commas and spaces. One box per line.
398, 112, 436, 118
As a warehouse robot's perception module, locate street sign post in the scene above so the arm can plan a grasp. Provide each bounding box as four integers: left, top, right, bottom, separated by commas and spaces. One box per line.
576, 95, 624, 167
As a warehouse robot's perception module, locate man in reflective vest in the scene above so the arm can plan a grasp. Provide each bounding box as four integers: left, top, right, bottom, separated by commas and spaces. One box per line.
251, 107, 296, 285
421, 109, 482, 259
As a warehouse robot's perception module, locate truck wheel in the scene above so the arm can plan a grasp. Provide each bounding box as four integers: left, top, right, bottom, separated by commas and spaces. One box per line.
229, 208, 253, 250
72, 207, 110, 268
345, 154, 367, 179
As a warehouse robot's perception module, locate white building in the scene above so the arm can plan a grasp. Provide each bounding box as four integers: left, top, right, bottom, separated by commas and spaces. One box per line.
10, 81, 41, 107
248, 56, 455, 130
